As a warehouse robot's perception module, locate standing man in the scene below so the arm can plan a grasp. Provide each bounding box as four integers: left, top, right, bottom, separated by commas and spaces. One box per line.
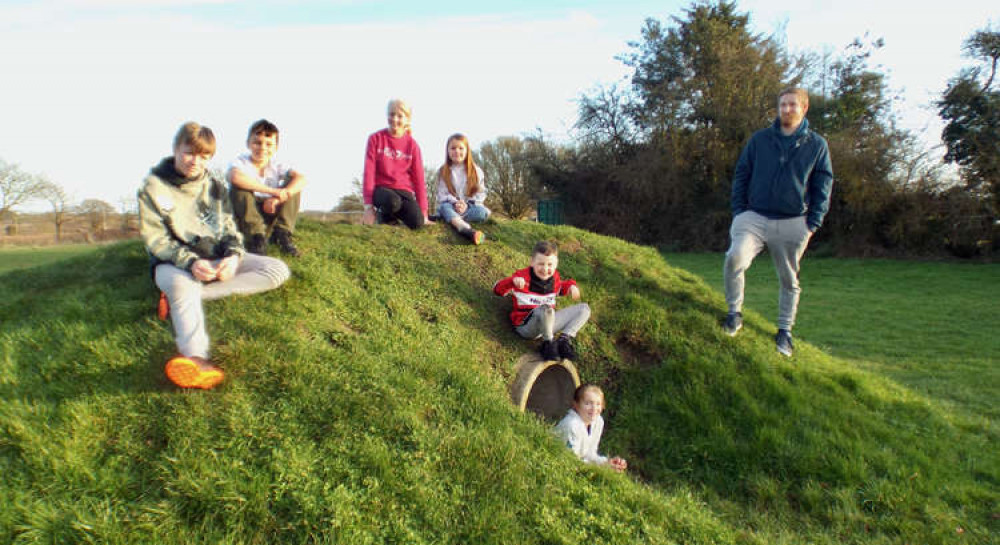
722, 87, 834, 357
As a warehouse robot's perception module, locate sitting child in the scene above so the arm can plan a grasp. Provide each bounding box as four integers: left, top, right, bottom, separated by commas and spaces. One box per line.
227, 119, 307, 257
493, 240, 590, 361
138, 121, 290, 389
555, 384, 628, 472
436, 133, 489, 244
361, 99, 430, 229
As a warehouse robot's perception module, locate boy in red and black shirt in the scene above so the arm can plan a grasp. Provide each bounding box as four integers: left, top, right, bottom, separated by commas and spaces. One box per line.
493, 241, 591, 361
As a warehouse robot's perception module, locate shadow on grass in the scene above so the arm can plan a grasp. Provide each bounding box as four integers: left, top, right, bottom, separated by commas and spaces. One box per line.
0, 242, 222, 402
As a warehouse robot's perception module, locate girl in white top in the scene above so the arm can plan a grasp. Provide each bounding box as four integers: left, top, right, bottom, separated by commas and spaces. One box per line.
555, 384, 628, 472
436, 133, 490, 244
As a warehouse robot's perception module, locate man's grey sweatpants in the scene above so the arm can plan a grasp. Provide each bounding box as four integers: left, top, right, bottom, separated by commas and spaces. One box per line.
515, 303, 591, 341
155, 253, 290, 358
723, 211, 812, 331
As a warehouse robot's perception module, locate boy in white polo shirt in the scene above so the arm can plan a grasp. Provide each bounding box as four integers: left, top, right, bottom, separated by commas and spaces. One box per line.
227, 119, 307, 256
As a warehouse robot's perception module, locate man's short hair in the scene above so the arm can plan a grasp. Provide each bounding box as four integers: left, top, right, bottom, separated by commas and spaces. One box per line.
778, 87, 809, 107
173, 121, 216, 156
532, 240, 558, 257
248, 119, 280, 144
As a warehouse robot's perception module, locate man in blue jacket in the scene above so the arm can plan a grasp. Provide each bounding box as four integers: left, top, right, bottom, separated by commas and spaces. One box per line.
722, 87, 834, 357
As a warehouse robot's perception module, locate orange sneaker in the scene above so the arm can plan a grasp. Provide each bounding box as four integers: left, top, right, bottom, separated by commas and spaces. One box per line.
157, 292, 170, 321
165, 356, 224, 389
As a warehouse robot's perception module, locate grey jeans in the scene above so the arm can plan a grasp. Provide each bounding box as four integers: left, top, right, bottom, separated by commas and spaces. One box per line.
155, 253, 290, 358
723, 211, 812, 331
515, 303, 591, 341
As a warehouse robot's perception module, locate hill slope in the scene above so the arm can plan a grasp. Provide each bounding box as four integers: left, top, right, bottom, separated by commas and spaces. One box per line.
0, 220, 995, 544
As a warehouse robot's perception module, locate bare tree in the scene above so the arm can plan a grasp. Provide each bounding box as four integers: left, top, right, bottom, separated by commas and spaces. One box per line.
332, 177, 364, 213
38, 179, 74, 241
0, 159, 43, 222
332, 193, 364, 213
76, 198, 115, 235
424, 165, 439, 215
575, 82, 638, 164
478, 136, 537, 219
117, 196, 138, 233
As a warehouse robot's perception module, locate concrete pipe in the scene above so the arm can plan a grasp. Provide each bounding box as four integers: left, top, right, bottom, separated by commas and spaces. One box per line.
509, 353, 581, 421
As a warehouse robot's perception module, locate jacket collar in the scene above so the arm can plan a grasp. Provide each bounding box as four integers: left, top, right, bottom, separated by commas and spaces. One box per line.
151, 156, 206, 187
528, 268, 555, 294
771, 117, 810, 139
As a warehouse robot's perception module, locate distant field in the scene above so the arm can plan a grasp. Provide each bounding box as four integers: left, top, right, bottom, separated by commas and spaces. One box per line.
0, 244, 101, 274
661, 251, 1000, 419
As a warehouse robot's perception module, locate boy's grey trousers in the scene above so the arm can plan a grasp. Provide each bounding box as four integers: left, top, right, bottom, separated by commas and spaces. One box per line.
155, 253, 290, 358
515, 303, 591, 340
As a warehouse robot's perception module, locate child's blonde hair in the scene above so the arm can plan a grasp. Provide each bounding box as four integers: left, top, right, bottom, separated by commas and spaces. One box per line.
387, 98, 412, 134
573, 384, 604, 404
438, 133, 481, 199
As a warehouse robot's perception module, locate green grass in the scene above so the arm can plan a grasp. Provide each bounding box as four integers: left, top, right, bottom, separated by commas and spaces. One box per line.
0, 220, 996, 544
0, 244, 101, 273
660, 252, 1000, 423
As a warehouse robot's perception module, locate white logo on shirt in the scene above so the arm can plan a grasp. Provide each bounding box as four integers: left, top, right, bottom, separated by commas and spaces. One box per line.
378, 146, 412, 161
514, 292, 557, 307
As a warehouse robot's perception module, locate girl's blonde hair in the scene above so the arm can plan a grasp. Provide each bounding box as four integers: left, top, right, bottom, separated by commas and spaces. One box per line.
386, 98, 412, 134
438, 133, 481, 199
573, 384, 604, 404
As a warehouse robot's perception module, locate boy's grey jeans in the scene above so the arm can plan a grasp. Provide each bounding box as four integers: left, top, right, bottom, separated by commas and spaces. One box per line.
155, 253, 290, 358
723, 211, 813, 331
515, 303, 591, 341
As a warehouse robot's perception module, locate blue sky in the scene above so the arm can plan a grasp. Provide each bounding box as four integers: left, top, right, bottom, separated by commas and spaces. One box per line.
9, 0, 664, 26
0, 0, 994, 212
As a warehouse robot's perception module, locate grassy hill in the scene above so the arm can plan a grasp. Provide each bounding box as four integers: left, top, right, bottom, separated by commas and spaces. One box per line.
0, 219, 996, 544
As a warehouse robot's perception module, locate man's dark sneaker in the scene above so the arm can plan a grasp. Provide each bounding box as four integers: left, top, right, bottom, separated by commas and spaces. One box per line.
246, 233, 268, 255
459, 227, 485, 245
272, 229, 301, 257
556, 334, 578, 360
539, 339, 560, 361
722, 312, 743, 336
775, 329, 794, 357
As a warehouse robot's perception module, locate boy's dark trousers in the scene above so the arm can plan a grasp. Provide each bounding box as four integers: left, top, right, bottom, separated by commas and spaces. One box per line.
230, 188, 300, 236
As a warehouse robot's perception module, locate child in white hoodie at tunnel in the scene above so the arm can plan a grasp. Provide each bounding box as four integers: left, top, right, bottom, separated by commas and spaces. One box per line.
554, 384, 627, 472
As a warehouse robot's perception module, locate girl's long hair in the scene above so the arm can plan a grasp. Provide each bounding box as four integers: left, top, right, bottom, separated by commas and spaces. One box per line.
438, 133, 480, 198
386, 98, 412, 134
